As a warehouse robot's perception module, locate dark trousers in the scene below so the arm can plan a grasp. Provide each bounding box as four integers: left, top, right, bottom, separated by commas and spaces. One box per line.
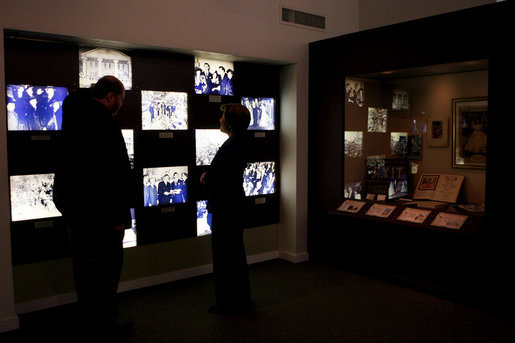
68, 222, 124, 326
211, 213, 251, 309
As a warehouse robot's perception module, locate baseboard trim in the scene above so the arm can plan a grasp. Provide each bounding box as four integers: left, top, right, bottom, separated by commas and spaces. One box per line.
279, 251, 310, 263
0, 315, 20, 333
16, 250, 280, 315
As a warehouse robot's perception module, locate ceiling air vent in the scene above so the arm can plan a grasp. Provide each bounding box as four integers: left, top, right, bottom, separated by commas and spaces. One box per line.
281, 7, 326, 30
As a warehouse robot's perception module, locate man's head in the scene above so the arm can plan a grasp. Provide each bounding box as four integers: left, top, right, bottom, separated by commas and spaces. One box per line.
92, 75, 125, 115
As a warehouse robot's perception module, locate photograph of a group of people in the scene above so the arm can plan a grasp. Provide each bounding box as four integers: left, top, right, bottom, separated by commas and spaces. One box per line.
143, 166, 188, 207
7, 84, 68, 131
196, 200, 212, 237
10, 173, 62, 222
243, 161, 276, 196
141, 90, 188, 130
345, 79, 364, 107
241, 97, 275, 130
195, 129, 227, 166
194, 57, 234, 96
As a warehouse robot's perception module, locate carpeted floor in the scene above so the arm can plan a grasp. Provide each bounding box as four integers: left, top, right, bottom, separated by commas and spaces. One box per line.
2, 259, 515, 342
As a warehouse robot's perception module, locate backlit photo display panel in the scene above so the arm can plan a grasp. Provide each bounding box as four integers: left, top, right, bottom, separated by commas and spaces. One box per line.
244, 161, 276, 196
7, 84, 68, 131
141, 90, 188, 130
143, 166, 189, 207
195, 129, 227, 166
10, 173, 62, 222
79, 47, 132, 90
241, 97, 275, 130
194, 57, 234, 95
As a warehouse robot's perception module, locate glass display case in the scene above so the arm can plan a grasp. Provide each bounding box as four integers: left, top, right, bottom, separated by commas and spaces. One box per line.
343, 60, 488, 205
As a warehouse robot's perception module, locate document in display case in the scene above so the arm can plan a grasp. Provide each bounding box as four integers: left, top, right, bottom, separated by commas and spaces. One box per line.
397, 207, 431, 224
337, 199, 366, 213
413, 174, 464, 204
365, 203, 396, 218
431, 212, 468, 230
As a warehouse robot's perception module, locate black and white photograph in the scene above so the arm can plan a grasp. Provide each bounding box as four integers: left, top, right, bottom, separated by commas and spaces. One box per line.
121, 129, 135, 168
345, 79, 364, 107
392, 89, 409, 110
390, 132, 408, 157
196, 200, 212, 237
195, 129, 227, 166
194, 57, 234, 95
143, 166, 188, 207
243, 161, 276, 196
123, 208, 137, 248
9, 173, 62, 222
141, 90, 188, 130
79, 47, 132, 89
344, 131, 363, 158
7, 84, 68, 131
367, 107, 388, 132
366, 156, 386, 179
344, 181, 362, 200
241, 97, 275, 130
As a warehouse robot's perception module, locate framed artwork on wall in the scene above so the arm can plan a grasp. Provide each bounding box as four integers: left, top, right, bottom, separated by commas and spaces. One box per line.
428, 117, 449, 147
452, 97, 488, 168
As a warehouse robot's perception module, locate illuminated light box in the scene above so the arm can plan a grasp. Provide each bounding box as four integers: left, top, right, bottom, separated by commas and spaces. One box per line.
241, 97, 275, 130
123, 208, 137, 248
10, 173, 62, 222
344, 181, 362, 200
195, 129, 227, 166
367, 107, 387, 133
344, 131, 363, 158
194, 57, 234, 95
141, 90, 188, 130
345, 79, 364, 107
79, 47, 132, 90
196, 200, 212, 237
6, 84, 68, 131
121, 129, 134, 168
143, 166, 188, 207
243, 161, 275, 196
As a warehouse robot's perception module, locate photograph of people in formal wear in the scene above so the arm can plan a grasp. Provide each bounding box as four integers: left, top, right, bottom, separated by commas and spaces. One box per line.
194, 57, 234, 96
196, 200, 212, 237
143, 166, 188, 207
241, 97, 275, 130
7, 84, 68, 131
345, 79, 364, 107
141, 90, 188, 130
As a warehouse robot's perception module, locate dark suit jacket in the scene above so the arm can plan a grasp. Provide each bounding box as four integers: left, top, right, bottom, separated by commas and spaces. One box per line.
53, 89, 132, 228
205, 134, 248, 218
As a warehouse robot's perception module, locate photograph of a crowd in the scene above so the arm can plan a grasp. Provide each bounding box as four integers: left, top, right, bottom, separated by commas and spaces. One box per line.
241, 97, 275, 130
143, 166, 188, 207
10, 173, 62, 222
141, 90, 188, 130
243, 162, 275, 196
194, 57, 234, 95
7, 84, 68, 131
195, 129, 228, 166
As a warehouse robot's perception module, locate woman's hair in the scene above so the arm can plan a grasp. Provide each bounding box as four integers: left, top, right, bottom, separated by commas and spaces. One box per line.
221, 103, 251, 134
